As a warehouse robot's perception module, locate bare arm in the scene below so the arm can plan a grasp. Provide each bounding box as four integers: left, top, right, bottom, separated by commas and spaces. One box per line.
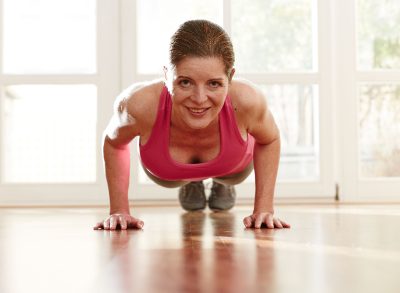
240, 86, 290, 229
94, 89, 144, 230
103, 134, 131, 215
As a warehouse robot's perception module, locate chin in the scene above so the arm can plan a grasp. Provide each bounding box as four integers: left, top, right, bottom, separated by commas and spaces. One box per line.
184, 119, 211, 130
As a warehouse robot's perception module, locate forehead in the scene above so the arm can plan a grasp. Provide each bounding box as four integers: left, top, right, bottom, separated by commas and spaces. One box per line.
174, 56, 226, 78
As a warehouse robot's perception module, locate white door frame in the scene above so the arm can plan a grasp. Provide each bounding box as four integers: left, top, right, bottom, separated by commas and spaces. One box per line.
6, 0, 397, 205
122, 0, 336, 201
335, 0, 400, 201
0, 0, 119, 205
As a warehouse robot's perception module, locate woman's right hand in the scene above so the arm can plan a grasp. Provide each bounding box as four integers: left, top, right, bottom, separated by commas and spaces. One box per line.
93, 213, 144, 230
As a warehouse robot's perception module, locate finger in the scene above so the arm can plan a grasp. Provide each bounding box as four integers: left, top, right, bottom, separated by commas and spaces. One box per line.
265, 215, 274, 229
103, 219, 110, 230
243, 216, 253, 228
280, 220, 291, 228
128, 218, 144, 229
93, 222, 104, 230
109, 216, 119, 230
119, 216, 128, 230
254, 215, 263, 229
136, 220, 144, 229
273, 218, 283, 229
244, 217, 253, 228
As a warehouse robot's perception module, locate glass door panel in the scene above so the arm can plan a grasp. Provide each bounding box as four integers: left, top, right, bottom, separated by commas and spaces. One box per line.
231, 0, 317, 73
3, 0, 96, 74
2, 85, 97, 183
357, 0, 400, 70
136, 0, 223, 74
262, 84, 320, 181
359, 83, 400, 178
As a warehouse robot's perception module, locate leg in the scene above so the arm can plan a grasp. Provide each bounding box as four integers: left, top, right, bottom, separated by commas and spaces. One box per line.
213, 161, 254, 186
142, 163, 189, 188
209, 161, 254, 211
141, 163, 206, 211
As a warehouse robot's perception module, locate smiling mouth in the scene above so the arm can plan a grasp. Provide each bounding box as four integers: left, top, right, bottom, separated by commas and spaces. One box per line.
187, 107, 210, 115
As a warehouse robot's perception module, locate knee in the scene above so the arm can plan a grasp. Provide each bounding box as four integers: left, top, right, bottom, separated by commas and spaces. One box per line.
156, 181, 189, 188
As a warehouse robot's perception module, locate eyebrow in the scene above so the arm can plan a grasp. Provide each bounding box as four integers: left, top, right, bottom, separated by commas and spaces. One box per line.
177, 76, 225, 81
176, 75, 192, 80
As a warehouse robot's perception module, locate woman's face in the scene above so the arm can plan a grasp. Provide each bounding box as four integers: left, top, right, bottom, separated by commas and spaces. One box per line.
169, 56, 233, 131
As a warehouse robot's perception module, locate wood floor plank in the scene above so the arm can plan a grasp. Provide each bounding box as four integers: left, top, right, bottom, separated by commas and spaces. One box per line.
0, 205, 400, 293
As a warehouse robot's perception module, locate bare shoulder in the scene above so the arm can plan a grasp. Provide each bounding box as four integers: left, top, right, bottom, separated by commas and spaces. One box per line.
229, 78, 266, 110
117, 79, 164, 124
116, 80, 164, 118
104, 79, 164, 145
228, 78, 278, 144
228, 78, 267, 123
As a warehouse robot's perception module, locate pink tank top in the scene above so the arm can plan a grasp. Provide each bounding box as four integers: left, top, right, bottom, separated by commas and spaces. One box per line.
139, 86, 255, 181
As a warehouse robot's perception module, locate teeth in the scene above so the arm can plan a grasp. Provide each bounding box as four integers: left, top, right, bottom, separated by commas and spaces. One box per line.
189, 108, 207, 113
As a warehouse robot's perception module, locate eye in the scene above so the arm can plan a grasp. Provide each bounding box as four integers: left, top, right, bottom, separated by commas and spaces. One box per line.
209, 81, 222, 88
179, 79, 191, 88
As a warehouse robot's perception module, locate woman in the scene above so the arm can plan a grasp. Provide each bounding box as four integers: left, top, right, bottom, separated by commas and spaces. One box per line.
94, 20, 290, 230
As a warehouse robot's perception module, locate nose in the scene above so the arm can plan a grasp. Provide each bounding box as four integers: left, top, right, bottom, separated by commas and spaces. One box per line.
190, 86, 208, 105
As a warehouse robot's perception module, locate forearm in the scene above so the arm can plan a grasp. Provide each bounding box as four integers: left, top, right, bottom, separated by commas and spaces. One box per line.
253, 138, 280, 213
103, 137, 131, 214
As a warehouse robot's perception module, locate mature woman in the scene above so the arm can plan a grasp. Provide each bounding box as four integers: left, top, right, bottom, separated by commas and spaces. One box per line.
94, 20, 290, 230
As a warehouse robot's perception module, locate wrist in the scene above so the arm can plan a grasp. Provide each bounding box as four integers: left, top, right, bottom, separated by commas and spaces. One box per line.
253, 208, 274, 214
253, 199, 274, 214
109, 207, 130, 215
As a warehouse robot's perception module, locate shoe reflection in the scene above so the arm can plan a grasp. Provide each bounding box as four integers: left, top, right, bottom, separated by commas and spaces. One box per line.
93, 210, 277, 293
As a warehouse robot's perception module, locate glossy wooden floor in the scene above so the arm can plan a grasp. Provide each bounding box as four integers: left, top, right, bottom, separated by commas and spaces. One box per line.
1, 204, 400, 293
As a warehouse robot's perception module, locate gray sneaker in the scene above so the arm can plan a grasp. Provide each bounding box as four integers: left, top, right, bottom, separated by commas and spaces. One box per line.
208, 181, 236, 211
178, 181, 206, 211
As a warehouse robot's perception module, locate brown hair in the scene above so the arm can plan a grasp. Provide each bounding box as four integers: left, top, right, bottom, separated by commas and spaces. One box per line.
169, 19, 235, 79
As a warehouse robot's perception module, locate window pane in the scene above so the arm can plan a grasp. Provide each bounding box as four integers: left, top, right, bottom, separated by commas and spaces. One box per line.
261, 84, 320, 181
3, 0, 96, 74
2, 85, 97, 183
231, 0, 317, 73
357, 0, 400, 70
359, 84, 400, 177
136, 0, 222, 74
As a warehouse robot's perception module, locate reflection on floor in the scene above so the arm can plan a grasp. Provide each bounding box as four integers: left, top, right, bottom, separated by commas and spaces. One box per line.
0, 204, 400, 293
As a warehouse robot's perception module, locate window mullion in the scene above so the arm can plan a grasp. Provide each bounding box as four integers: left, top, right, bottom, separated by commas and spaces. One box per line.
1, 74, 98, 85
0, 0, 119, 204
223, 0, 231, 35
0, 0, 3, 76
238, 73, 320, 85
357, 71, 400, 83
0, 0, 4, 185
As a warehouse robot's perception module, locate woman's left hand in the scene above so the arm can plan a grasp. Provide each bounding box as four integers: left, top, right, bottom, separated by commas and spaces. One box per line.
243, 212, 291, 229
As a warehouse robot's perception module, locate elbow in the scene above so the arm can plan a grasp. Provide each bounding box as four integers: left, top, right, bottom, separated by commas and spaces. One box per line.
102, 133, 130, 151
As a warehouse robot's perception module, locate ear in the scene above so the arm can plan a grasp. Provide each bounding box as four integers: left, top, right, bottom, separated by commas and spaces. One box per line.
163, 65, 174, 92
229, 68, 236, 82
163, 66, 168, 81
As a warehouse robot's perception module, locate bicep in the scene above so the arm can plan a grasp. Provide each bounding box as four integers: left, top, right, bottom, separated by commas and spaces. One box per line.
104, 94, 140, 148
248, 94, 280, 145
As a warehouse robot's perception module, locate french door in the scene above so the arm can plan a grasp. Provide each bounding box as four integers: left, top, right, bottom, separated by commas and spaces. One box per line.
125, 0, 336, 200
336, 0, 400, 200
0, 0, 119, 204
1, 0, 398, 205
